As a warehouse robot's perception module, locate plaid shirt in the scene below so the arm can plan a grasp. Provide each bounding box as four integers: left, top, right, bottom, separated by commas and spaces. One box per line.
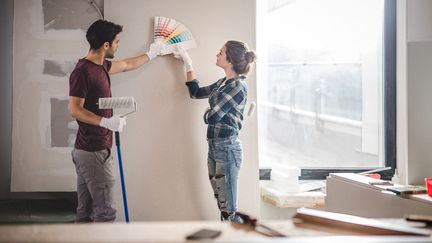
186, 76, 248, 138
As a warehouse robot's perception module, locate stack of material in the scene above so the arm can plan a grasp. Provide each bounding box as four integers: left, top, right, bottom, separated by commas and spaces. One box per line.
270, 164, 301, 193
293, 208, 431, 236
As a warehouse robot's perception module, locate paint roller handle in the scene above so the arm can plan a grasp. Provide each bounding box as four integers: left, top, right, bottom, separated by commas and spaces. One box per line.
115, 131, 120, 146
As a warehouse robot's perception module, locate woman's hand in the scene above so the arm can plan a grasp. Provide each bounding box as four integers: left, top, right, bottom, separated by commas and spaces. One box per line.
173, 45, 193, 72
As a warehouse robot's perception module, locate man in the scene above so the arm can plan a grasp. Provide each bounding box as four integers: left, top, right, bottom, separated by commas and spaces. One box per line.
69, 19, 160, 222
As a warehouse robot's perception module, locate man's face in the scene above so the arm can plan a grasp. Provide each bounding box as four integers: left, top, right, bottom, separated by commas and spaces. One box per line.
106, 34, 120, 59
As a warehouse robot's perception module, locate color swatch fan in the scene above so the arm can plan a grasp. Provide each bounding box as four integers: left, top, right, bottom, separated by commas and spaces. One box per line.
154, 16, 197, 55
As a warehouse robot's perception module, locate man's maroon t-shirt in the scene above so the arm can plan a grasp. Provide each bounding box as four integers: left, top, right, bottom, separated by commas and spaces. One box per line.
69, 59, 113, 151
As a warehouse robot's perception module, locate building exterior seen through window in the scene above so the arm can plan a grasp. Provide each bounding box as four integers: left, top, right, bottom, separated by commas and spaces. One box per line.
257, 0, 386, 170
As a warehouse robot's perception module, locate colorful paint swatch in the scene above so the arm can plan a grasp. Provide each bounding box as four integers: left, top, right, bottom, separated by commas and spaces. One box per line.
154, 16, 197, 55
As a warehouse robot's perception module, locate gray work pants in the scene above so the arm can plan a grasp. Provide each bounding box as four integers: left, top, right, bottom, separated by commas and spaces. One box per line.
72, 148, 116, 222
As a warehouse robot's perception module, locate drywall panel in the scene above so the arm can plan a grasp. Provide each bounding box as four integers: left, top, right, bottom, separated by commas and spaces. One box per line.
11, 0, 102, 192
407, 42, 432, 185
42, 0, 104, 31
104, 0, 258, 221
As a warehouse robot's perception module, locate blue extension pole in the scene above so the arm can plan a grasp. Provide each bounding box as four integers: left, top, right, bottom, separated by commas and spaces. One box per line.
115, 131, 130, 223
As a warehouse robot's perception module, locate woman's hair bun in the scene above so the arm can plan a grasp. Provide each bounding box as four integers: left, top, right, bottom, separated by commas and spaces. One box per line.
245, 50, 257, 63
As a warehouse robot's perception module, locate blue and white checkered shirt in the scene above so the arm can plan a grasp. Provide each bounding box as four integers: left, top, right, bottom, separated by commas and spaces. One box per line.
186, 76, 248, 139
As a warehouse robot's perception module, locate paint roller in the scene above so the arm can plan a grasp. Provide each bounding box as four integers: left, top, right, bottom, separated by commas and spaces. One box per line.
98, 97, 136, 223
98, 97, 137, 117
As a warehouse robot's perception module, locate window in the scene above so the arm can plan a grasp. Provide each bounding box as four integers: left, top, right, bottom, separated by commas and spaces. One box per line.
257, 0, 396, 179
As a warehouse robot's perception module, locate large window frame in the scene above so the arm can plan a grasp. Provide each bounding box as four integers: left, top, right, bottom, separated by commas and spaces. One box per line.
258, 0, 396, 180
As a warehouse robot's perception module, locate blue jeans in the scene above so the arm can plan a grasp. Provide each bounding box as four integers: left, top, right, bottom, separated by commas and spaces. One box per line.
207, 136, 243, 223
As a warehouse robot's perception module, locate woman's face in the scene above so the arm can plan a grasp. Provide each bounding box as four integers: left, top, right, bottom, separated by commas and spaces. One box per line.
216, 44, 230, 69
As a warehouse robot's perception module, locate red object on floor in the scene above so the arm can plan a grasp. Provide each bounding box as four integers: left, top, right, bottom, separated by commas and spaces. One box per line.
425, 178, 432, 197
365, 173, 381, 179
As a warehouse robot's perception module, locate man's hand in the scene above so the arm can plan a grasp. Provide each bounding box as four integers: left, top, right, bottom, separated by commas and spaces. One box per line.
145, 41, 162, 60
99, 115, 127, 132
173, 45, 193, 72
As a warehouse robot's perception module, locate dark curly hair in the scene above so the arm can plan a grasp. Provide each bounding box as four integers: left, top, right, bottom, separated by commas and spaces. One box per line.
86, 20, 123, 50
225, 40, 257, 75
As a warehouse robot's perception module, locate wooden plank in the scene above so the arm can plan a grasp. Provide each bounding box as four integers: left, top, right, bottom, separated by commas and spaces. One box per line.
293, 208, 431, 236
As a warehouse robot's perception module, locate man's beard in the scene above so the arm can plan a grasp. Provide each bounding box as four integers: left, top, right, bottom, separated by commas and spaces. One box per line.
106, 52, 114, 59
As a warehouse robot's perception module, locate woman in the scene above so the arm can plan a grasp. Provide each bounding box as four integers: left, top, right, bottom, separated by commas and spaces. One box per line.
175, 41, 256, 222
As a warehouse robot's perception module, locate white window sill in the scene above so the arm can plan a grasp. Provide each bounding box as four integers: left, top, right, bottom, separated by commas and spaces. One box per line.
260, 181, 325, 209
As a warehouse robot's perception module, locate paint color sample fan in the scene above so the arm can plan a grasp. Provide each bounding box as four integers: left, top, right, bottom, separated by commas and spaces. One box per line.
154, 16, 197, 55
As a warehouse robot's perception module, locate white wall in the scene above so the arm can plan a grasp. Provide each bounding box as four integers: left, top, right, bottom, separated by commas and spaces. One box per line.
11, 0, 259, 221
105, 0, 258, 221
407, 42, 432, 184
398, 0, 432, 185
396, 0, 408, 185
407, 0, 432, 42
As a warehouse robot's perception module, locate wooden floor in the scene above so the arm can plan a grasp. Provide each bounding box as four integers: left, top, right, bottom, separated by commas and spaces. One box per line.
1, 221, 432, 243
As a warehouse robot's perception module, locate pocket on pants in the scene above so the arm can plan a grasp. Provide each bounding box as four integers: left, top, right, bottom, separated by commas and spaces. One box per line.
230, 149, 243, 169
92, 181, 116, 221
73, 150, 96, 178
94, 150, 114, 182
71, 149, 76, 165
94, 149, 111, 166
